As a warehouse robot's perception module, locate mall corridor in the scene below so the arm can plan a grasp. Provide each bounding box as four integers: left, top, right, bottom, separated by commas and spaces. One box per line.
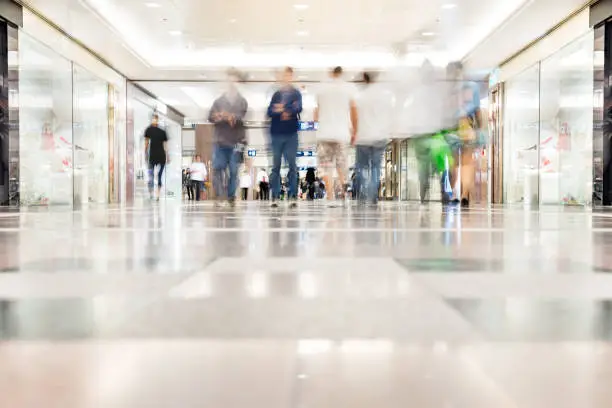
3, 0, 612, 406
1, 202, 612, 407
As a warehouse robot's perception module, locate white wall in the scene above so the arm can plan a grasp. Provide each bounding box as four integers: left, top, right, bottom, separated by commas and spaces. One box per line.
499, 9, 591, 81
464, 0, 590, 73
182, 129, 195, 151
21, 8, 126, 89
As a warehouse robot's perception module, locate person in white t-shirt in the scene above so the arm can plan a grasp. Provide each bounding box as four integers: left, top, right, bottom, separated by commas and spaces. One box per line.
257, 168, 270, 201
353, 72, 394, 205
189, 155, 208, 201
314, 66, 358, 207
240, 170, 252, 201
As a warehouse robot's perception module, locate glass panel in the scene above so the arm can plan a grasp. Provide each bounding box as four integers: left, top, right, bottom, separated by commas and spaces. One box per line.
539, 32, 594, 205
72, 64, 109, 205
400, 140, 408, 200
7, 25, 19, 206
18, 32, 73, 206
133, 100, 153, 201
503, 64, 540, 204
162, 117, 181, 199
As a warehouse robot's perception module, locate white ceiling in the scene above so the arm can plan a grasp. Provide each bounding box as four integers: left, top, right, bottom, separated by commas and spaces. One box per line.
21, 0, 535, 79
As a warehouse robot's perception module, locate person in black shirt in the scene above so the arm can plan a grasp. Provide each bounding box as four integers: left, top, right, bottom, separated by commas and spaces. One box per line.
144, 113, 169, 201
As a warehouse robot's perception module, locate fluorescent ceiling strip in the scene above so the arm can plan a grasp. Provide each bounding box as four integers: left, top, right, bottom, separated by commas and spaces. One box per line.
153, 50, 448, 69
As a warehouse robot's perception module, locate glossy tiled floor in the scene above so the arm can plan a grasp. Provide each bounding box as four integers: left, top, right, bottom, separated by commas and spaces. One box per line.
2, 201, 612, 407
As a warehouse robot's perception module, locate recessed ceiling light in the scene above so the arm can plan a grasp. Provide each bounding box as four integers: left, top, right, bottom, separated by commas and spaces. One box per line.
441, 3, 457, 9
297, 30, 309, 36
144, 2, 161, 7
421, 31, 435, 36
294, 4, 309, 10
229, 18, 237, 23
169, 30, 182, 36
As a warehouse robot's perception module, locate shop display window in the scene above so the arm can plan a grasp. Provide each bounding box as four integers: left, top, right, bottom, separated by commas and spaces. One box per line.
503, 64, 540, 204
72, 64, 109, 204
539, 32, 594, 205
18, 32, 73, 206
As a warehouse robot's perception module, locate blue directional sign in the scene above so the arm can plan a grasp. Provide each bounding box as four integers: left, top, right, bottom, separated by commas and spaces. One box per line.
247, 149, 257, 157
299, 121, 319, 131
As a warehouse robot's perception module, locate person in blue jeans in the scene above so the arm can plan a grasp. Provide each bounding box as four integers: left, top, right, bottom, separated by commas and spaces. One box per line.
208, 69, 249, 208
267, 66, 303, 209
353, 72, 393, 205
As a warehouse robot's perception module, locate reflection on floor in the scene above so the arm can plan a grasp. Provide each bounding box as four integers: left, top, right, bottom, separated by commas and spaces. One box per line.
1, 201, 612, 407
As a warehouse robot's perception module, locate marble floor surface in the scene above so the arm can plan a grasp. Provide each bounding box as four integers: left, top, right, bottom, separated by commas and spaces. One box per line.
1, 200, 612, 408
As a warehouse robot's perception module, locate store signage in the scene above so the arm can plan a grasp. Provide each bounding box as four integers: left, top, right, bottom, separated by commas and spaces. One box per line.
299, 121, 319, 131
247, 149, 257, 157
489, 68, 500, 87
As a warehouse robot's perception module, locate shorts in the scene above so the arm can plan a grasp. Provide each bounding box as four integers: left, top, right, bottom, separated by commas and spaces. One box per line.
317, 141, 347, 170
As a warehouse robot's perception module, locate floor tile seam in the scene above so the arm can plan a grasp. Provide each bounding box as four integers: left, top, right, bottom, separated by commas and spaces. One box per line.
391, 258, 488, 342
93, 257, 218, 333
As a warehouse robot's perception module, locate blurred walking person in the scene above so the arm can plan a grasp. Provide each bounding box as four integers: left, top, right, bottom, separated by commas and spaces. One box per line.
209, 69, 248, 208
353, 72, 394, 206
144, 113, 169, 201
190, 155, 207, 201
257, 168, 270, 200
407, 61, 447, 204
446, 62, 483, 207
240, 169, 251, 201
305, 167, 316, 200
314, 66, 358, 207
267, 66, 302, 209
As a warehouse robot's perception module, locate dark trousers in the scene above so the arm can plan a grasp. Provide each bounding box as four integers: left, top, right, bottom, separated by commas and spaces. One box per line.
270, 134, 298, 199
191, 180, 203, 201
241, 187, 248, 201
259, 182, 270, 200
148, 161, 165, 191
307, 182, 315, 200
186, 182, 194, 200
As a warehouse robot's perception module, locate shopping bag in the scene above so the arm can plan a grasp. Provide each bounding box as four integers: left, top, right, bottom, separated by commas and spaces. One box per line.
430, 132, 453, 174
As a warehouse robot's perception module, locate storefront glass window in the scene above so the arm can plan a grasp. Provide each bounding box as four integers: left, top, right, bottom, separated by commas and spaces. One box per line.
503, 64, 540, 204
72, 64, 109, 205
163, 117, 182, 199
539, 32, 594, 205
19, 32, 73, 206
133, 99, 153, 200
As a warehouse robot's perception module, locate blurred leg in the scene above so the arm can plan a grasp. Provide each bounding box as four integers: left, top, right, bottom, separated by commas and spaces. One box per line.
414, 136, 431, 202
270, 137, 283, 200
335, 143, 347, 199
283, 133, 298, 199
147, 162, 154, 198
355, 146, 368, 202
213, 146, 229, 199
228, 148, 239, 200
461, 146, 475, 201
194, 181, 202, 201
157, 164, 165, 199
370, 145, 385, 203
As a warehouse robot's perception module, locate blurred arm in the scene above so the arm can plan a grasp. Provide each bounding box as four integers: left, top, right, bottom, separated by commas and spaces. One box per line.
286, 90, 303, 116
208, 100, 222, 123
267, 92, 282, 118
350, 98, 358, 143
144, 129, 150, 156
